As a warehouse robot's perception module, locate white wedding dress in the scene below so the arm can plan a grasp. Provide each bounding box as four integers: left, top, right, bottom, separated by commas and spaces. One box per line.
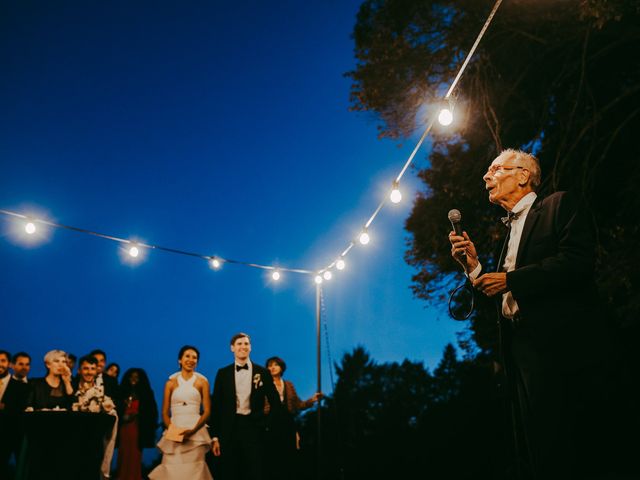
149, 372, 213, 480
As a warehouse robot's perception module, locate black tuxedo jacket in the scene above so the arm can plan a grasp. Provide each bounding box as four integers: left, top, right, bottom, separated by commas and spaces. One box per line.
1, 377, 29, 413
210, 362, 281, 446
502, 191, 608, 372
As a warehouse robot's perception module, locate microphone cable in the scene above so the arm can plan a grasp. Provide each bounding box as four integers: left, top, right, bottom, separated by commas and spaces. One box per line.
448, 271, 475, 321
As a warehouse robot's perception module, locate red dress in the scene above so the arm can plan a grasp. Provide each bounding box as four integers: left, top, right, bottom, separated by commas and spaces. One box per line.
116, 398, 142, 480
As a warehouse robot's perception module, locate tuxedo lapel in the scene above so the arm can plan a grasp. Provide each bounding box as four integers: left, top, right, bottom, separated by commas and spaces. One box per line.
515, 198, 542, 268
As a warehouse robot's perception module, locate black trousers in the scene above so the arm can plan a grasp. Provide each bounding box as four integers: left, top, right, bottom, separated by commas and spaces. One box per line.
219, 414, 265, 480
504, 321, 621, 480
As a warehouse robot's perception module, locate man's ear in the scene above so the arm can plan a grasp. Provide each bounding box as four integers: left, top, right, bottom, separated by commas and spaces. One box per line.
519, 169, 531, 187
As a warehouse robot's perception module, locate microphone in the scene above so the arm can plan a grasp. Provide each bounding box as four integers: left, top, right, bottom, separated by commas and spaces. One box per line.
448, 209, 466, 264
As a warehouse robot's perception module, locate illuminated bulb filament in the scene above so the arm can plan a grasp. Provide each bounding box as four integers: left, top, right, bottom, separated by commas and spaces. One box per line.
438, 108, 453, 126
390, 188, 402, 204
314, 275, 323, 285
359, 231, 370, 245
336, 259, 345, 270
129, 246, 139, 258
210, 258, 221, 270
272, 271, 281, 281
323, 271, 332, 281
25, 222, 36, 234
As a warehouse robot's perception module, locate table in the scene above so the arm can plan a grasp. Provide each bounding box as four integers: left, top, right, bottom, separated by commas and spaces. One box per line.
15, 411, 116, 480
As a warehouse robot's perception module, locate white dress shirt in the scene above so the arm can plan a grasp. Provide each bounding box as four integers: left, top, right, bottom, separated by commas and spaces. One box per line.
235, 360, 252, 415
469, 191, 537, 319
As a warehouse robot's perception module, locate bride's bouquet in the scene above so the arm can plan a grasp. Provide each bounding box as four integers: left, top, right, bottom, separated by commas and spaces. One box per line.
73, 384, 115, 413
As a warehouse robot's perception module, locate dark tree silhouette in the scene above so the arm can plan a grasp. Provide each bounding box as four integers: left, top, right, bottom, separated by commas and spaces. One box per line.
298, 345, 509, 479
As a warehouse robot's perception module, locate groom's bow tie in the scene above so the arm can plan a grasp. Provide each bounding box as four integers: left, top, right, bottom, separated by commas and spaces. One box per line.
236, 364, 249, 372
501, 210, 521, 228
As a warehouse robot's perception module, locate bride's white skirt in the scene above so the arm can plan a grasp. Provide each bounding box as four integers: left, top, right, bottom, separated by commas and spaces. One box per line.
148, 416, 212, 480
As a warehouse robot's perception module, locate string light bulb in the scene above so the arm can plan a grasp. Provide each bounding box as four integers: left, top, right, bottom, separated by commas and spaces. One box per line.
210, 257, 222, 270
314, 275, 323, 285
272, 270, 281, 281
336, 258, 345, 270
323, 271, 332, 281
359, 229, 370, 245
25, 222, 36, 234
438, 107, 453, 126
128, 246, 139, 258
390, 181, 402, 204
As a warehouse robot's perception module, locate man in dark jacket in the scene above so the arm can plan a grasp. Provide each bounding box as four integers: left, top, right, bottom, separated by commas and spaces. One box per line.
210, 333, 281, 480
449, 149, 614, 478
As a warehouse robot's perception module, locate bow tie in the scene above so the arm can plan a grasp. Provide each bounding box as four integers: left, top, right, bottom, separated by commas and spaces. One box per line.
235, 364, 249, 372
501, 210, 521, 228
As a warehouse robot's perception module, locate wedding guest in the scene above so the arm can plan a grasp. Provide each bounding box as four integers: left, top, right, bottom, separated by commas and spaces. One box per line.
106, 363, 121, 381
11, 351, 31, 382
67, 353, 77, 375
26, 349, 74, 410
0, 350, 30, 477
90, 349, 119, 400
116, 368, 158, 480
149, 345, 212, 480
263, 356, 322, 480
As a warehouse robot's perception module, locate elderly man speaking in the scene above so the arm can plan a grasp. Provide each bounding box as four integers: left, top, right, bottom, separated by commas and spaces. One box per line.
449, 149, 613, 478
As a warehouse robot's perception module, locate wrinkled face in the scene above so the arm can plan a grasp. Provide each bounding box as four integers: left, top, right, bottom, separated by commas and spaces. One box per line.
179, 349, 198, 371
46, 354, 68, 375
482, 153, 527, 209
231, 336, 251, 362
0, 354, 9, 377
12, 356, 31, 378
79, 362, 97, 384
106, 365, 119, 378
93, 353, 106, 374
267, 361, 282, 377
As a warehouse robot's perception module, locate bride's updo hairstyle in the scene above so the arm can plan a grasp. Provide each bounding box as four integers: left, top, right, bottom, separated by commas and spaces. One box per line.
178, 345, 200, 360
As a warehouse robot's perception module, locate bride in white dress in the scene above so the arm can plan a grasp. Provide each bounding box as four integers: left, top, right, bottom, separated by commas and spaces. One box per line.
149, 345, 213, 480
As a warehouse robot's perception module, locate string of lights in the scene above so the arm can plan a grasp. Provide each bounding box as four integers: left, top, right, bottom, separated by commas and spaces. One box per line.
0, 0, 503, 285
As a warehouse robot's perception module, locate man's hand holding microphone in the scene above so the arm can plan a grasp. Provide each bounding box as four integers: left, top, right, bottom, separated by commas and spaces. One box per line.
447, 209, 506, 297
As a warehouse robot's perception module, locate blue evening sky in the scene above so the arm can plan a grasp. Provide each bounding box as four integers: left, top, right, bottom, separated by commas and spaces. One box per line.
0, 1, 462, 400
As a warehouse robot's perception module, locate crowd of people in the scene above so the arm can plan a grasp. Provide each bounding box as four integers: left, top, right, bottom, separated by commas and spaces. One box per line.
0, 333, 322, 480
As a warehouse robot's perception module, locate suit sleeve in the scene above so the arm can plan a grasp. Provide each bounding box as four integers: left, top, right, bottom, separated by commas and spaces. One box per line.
210, 369, 223, 438
507, 192, 595, 298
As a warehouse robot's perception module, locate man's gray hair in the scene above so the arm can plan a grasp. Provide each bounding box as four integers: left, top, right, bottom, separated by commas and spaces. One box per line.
500, 148, 541, 190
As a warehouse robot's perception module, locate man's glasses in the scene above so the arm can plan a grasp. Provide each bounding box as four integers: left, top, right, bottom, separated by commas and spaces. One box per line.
485, 165, 525, 176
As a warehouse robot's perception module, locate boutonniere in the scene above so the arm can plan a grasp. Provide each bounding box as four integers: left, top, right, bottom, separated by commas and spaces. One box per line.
253, 373, 263, 389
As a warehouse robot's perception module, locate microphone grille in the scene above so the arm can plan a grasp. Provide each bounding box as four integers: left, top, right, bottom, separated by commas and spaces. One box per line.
447, 209, 462, 223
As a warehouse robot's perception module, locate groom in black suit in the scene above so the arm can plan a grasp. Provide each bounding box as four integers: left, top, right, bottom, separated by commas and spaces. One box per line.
210, 332, 281, 480
449, 149, 614, 478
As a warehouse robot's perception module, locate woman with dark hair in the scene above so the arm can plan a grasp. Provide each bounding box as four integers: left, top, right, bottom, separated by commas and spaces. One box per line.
263, 356, 322, 480
106, 362, 121, 381
149, 345, 212, 480
115, 368, 158, 480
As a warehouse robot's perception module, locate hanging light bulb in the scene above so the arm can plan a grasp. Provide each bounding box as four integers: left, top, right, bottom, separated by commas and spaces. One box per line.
323, 271, 332, 281
128, 246, 139, 258
210, 257, 222, 270
390, 181, 402, 204
314, 275, 323, 285
438, 107, 453, 126
25, 222, 36, 234
336, 258, 345, 270
272, 270, 281, 281
359, 229, 370, 245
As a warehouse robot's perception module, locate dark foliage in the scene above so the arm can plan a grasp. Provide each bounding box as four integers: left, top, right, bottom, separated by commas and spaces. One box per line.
297, 345, 511, 479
